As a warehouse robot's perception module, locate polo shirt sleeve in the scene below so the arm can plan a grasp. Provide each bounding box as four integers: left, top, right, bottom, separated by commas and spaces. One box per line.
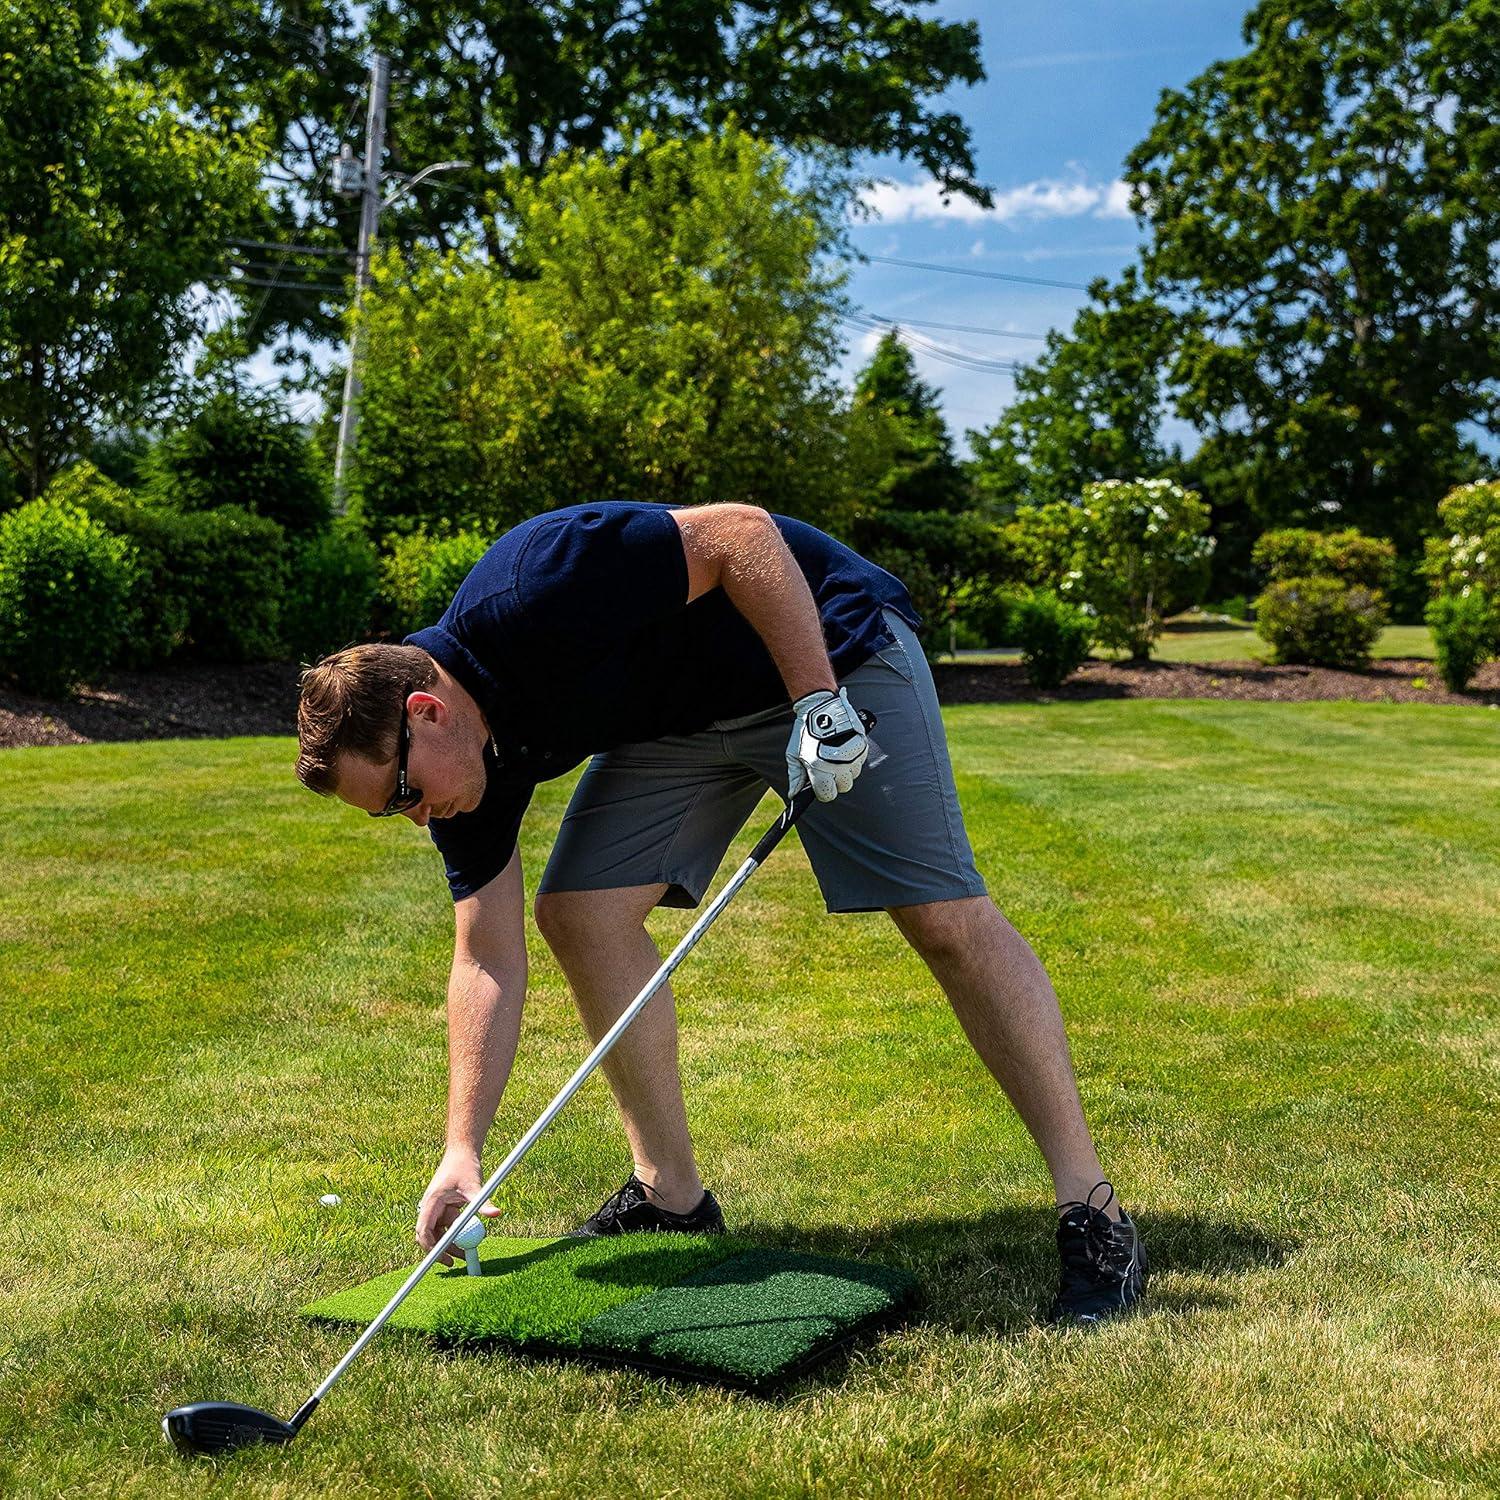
511, 503, 689, 652
426, 778, 534, 903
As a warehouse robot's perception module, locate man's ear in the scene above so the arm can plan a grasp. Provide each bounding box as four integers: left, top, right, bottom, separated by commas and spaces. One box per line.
406, 691, 448, 726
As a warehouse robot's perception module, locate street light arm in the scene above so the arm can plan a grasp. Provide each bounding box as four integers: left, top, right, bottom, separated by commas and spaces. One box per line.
381, 160, 469, 210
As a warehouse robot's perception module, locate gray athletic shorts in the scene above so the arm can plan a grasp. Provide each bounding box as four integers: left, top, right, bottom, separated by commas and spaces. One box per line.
537, 610, 989, 914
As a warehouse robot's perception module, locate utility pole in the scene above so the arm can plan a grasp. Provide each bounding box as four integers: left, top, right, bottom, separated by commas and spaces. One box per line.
332, 52, 389, 512
331, 55, 466, 514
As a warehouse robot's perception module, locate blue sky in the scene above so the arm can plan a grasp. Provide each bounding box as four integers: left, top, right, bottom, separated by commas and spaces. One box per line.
838, 0, 1254, 450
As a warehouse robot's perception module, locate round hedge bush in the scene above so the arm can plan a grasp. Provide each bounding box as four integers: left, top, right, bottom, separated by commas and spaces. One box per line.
1012, 587, 1094, 690
1253, 577, 1388, 668
377, 530, 491, 639
0, 499, 136, 696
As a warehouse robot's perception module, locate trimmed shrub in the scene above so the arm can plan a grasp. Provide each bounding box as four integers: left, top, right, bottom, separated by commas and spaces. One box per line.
284, 520, 380, 663
168, 506, 288, 662
1422, 480, 1500, 601
1426, 588, 1497, 693
0, 499, 136, 696
1253, 527, 1396, 591
1254, 577, 1387, 668
141, 387, 331, 537
1011, 588, 1094, 690
378, 530, 491, 639
55, 463, 286, 665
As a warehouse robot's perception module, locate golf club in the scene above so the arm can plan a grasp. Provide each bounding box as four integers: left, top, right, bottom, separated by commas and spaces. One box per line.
162, 748, 872, 1457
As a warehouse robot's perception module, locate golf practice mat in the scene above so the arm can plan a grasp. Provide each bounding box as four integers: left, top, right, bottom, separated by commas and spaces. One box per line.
301, 1233, 918, 1391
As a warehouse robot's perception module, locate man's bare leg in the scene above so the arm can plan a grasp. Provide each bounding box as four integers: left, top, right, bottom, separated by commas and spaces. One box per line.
533, 884, 706, 1214
887, 894, 1123, 1220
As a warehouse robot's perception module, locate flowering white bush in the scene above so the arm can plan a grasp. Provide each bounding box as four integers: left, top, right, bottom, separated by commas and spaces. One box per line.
1422, 480, 1500, 601
1061, 478, 1214, 659
1421, 481, 1500, 689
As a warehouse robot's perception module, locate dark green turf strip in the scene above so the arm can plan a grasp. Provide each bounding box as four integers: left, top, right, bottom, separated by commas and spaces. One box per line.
576, 1249, 919, 1387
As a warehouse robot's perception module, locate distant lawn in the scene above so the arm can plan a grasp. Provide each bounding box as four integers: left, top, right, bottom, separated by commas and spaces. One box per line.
939, 617, 1435, 667
2, 702, 1497, 1496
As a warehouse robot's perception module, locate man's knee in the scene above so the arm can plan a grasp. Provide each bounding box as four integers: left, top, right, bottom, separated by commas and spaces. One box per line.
533, 885, 663, 951
888, 894, 1000, 966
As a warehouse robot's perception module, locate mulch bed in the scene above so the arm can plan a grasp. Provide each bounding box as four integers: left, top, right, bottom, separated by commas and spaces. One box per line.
932, 656, 1500, 709
2, 655, 1498, 751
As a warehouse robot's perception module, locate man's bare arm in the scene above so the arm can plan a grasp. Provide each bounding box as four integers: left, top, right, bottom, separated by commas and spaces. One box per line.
443, 848, 527, 1166
669, 503, 837, 703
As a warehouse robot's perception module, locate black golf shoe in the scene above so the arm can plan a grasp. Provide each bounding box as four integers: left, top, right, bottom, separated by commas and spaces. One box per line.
1047, 1180, 1148, 1327
571, 1173, 725, 1236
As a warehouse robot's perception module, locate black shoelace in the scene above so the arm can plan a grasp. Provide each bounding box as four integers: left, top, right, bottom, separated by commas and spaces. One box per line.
1057, 1180, 1138, 1288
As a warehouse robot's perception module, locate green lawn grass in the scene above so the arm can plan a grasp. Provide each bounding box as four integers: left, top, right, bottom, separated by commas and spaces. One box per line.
2, 702, 1497, 1496
937, 618, 1436, 666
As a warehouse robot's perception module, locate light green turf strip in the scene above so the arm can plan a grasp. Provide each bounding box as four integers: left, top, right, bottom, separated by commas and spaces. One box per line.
300, 1234, 745, 1347
577, 1249, 919, 1385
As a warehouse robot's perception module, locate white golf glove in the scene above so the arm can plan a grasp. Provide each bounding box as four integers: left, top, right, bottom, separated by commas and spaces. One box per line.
786, 687, 869, 802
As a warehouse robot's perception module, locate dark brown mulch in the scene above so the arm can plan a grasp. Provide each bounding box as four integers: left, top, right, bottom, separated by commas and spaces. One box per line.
0, 662, 302, 748
3, 655, 1498, 751
933, 656, 1500, 709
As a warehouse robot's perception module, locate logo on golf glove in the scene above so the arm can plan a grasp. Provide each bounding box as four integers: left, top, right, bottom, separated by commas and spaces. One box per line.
787, 687, 869, 802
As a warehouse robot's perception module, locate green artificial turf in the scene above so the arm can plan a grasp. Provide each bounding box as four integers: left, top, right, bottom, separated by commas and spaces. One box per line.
301, 1235, 917, 1388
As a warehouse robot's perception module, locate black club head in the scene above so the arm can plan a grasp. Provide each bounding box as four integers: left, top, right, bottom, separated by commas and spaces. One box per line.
162, 1401, 298, 1457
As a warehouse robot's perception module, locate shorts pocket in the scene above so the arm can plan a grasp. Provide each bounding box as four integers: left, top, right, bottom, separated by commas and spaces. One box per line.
873, 635, 917, 685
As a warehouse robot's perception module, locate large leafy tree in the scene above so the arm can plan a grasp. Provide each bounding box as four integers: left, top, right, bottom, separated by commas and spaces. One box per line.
1126, 0, 1500, 586
0, 0, 266, 500
846, 330, 1018, 650
349, 128, 860, 537
122, 0, 988, 366
966, 269, 1182, 518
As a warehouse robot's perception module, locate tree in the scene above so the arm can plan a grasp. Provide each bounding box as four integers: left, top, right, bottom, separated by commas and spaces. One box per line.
966, 269, 1182, 518
1125, 0, 1500, 607
846, 330, 1017, 651
350, 128, 859, 538
0, 1, 266, 500
852, 330, 969, 513
122, 0, 989, 368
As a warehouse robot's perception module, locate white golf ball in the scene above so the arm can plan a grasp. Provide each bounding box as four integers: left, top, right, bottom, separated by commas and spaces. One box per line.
451, 1219, 486, 1250
319, 1193, 341, 1207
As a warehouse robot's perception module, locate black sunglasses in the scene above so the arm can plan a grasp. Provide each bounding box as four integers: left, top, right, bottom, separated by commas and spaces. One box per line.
370, 705, 423, 818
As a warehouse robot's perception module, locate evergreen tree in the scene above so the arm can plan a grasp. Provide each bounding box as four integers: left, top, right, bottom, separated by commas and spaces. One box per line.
853, 331, 969, 514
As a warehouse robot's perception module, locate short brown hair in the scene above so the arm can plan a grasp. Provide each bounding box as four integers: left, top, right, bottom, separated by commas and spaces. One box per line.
295, 643, 438, 795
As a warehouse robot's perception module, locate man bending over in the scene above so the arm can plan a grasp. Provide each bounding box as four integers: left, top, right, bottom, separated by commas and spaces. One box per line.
295, 501, 1147, 1326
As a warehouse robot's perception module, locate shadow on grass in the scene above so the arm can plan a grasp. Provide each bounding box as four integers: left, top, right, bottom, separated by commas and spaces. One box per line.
730, 1206, 1292, 1335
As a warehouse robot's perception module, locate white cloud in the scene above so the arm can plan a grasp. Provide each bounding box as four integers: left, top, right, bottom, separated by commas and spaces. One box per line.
1097, 179, 1135, 220
862, 174, 1135, 225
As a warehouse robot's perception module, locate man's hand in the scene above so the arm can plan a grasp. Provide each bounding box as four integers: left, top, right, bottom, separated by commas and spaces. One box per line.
786, 687, 869, 802
416, 1151, 502, 1266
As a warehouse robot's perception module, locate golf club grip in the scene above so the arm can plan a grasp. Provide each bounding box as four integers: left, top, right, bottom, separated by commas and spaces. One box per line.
748, 786, 815, 862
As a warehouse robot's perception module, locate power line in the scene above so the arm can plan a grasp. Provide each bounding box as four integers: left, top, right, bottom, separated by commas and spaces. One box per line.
857, 254, 1092, 292
843, 313, 1025, 374
856, 312, 1052, 342
228, 237, 352, 257
209, 274, 347, 294
240, 90, 368, 341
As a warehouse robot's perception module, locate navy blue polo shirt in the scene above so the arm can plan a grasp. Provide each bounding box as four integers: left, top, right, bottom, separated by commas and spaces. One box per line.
404, 502, 918, 901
